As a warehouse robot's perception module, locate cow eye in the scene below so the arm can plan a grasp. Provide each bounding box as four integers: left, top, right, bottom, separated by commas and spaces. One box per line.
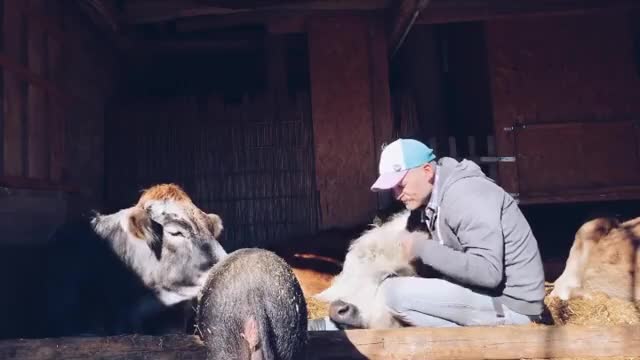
166, 229, 185, 237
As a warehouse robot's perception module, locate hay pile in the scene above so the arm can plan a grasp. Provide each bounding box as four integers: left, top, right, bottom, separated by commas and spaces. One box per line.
306, 295, 329, 320
305, 282, 640, 326
541, 282, 640, 326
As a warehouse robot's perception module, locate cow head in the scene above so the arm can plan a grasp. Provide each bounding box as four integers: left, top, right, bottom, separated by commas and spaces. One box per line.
92, 185, 227, 307
315, 210, 424, 329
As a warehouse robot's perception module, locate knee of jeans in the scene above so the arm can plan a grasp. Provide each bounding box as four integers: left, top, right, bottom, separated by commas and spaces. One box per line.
380, 280, 406, 315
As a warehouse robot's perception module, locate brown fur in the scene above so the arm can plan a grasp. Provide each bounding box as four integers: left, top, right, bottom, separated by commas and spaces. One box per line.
551, 216, 640, 301
127, 207, 153, 240
136, 183, 193, 207
135, 183, 224, 242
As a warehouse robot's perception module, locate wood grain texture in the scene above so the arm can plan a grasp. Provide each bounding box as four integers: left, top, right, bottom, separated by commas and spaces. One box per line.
1, 325, 640, 359
308, 14, 378, 229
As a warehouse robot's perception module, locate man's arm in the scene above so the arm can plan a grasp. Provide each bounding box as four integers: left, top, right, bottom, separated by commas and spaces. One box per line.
409, 179, 505, 289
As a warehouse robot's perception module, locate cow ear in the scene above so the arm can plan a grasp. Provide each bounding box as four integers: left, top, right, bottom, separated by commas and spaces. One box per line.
207, 213, 224, 238
127, 207, 164, 260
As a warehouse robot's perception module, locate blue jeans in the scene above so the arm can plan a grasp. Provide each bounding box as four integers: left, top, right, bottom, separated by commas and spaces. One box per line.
379, 277, 539, 327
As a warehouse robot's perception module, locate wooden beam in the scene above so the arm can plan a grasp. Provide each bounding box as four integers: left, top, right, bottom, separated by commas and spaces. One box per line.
388, 0, 431, 58
0, 176, 79, 192
123, 0, 389, 24
0, 334, 206, 360
1, 325, 640, 359
308, 324, 640, 359
75, 0, 120, 32
417, 0, 640, 24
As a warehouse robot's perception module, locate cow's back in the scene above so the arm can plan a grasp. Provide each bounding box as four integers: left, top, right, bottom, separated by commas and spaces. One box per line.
43, 217, 155, 336
581, 216, 640, 301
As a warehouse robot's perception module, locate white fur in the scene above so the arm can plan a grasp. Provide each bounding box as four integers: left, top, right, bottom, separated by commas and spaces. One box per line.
315, 210, 425, 328
93, 208, 163, 290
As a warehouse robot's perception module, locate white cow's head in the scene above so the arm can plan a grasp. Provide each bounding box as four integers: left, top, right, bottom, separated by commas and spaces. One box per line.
315, 210, 429, 329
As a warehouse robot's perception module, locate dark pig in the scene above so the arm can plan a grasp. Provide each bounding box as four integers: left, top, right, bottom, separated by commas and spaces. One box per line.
196, 248, 308, 360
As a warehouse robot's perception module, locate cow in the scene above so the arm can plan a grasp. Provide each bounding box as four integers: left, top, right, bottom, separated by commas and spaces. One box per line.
549, 216, 640, 302
312, 209, 434, 329
43, 184, 227, 337
197, 248, 308, 360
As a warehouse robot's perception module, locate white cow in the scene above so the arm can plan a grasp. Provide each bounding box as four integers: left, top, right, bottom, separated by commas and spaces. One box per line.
314, 210, 433, 329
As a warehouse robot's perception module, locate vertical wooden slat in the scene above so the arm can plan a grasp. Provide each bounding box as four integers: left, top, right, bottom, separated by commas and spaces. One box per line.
26, 0, 48, 179
368, 14, 394, 211
448, 136, 457, 158
0, 0, 4, 175
47, 25, 62, 182
3, 0, 25, 177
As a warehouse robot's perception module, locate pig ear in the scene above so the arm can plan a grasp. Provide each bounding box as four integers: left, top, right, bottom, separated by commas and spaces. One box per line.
127, 207, 164, 259
207, 213, 224, 238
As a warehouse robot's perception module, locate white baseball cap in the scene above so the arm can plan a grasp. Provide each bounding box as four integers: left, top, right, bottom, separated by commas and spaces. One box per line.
370, 138, 436, 192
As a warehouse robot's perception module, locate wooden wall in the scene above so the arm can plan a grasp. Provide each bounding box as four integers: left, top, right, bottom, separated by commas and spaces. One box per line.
486, 10, 640, 203
0, 0, 116, 340
106, 34, 320, 251
308, 14, 393, 229
0, 0, 116, 215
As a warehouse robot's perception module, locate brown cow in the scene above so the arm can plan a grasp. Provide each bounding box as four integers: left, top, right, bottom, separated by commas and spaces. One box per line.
550, 216, 640, 301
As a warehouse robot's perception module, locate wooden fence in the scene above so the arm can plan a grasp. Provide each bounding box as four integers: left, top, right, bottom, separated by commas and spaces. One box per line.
425, 135, 506, 179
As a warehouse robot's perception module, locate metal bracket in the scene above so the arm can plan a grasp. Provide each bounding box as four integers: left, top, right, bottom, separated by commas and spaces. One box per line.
503, 122, 527, 132
478, 156, 516, 163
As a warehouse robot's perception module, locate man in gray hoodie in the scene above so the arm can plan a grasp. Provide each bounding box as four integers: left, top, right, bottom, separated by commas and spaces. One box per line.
370, 138, 546, 327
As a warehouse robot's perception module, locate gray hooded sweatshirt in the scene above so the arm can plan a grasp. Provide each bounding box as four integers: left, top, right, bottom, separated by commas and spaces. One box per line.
411, 157, 546, 316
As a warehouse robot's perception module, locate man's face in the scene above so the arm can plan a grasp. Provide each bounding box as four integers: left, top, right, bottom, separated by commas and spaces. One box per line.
392, 164, 435, 210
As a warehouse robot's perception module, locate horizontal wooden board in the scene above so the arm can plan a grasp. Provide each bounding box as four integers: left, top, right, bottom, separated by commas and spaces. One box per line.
1, 325, 640, 359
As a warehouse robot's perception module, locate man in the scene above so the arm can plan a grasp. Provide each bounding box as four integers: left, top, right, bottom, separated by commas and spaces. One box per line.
371, 138, 545, 327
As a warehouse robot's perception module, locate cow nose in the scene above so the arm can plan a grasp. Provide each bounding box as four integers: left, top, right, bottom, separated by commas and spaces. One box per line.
329, 300, 361, 328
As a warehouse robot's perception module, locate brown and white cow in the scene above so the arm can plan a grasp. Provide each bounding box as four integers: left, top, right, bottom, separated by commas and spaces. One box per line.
43, 183, 227, 337
313, 210, 432, 329
550, 216, 640, 302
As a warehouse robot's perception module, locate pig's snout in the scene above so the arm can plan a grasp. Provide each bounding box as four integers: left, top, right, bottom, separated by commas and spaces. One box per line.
329, 300, 363, 329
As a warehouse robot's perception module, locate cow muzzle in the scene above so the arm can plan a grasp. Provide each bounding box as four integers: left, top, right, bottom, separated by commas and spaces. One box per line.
329, 300, 363, 329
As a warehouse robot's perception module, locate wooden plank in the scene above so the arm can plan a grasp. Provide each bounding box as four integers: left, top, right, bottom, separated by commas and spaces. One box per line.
515, 121, 640, 195
0, 0, 4, 176
308, 325, 640, 359
367, 14, 394, 210
518, 186, 640, 205
26, 0, 48, 179
46, 29, 64, 183
126, 0, 389, 24
417, 0, 640, 24
0, 175, 77, 192
0, 334, 206, 360
1, 325, 640, 359
308, 15, 377, 229
3, 1, 26, 177
388, 0, 431, 58
0, 54, 73, 107
484, 21, 519, 197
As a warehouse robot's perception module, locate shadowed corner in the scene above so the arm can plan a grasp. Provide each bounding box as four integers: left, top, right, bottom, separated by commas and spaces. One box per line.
306, 330, 368, 360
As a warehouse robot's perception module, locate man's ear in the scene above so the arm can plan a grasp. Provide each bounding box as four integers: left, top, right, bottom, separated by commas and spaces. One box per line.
127, 206, 164, 260
207, 213, 224, 238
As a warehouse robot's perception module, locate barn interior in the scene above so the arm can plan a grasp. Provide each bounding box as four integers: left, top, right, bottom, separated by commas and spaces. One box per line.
0, 0, 639, 341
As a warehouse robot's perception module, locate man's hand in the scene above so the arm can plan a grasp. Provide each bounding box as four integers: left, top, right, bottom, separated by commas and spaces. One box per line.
401, 232, 428, 261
